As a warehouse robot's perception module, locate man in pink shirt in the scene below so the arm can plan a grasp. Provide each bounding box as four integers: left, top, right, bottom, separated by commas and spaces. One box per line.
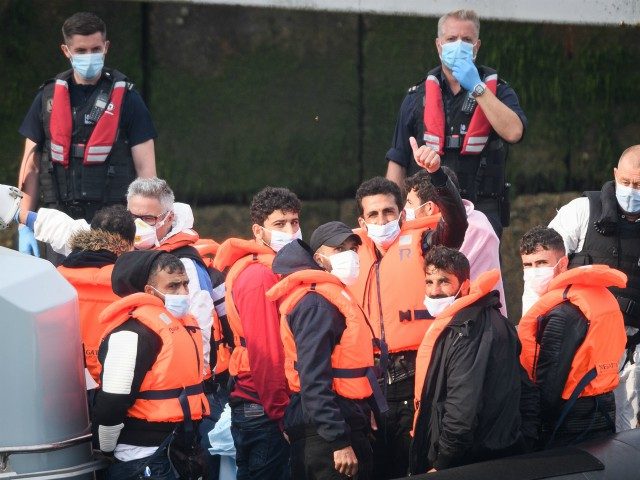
404, 167, 506, 315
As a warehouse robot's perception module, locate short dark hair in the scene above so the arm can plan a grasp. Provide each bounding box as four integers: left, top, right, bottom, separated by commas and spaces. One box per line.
355, 177, 403, 216
250, 187, 301, 226
423, 245, 470, 283
90, 205, 135, 244
404, 167, 459, 204
148, 253, 186, 286
519, 226, 566, 256
62, 12, 106, 43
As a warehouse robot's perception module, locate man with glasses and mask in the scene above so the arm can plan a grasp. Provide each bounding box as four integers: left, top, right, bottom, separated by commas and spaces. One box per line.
17, 12, 156, 261
518, 226, 626, 448
351, 141, 467, 479
213, 186, 302, 480
385, 9, 526, 237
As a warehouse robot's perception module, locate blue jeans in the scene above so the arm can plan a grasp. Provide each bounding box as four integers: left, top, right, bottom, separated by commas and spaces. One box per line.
105, 449, 177, 480
199, 387, 229, 479
231, 402, 290, 480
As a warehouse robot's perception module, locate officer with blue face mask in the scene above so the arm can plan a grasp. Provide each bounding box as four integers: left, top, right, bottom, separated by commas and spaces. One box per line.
385, 9, 527, 238
549, 144, 640, 433
16, 11, 157, 263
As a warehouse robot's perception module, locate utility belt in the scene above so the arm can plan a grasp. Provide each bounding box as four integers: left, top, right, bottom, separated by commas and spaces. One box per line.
377, 350, 417, 385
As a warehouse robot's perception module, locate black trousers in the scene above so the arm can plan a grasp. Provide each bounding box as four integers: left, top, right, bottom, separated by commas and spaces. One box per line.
290, 430, 372, 480
370, 376, 414, 480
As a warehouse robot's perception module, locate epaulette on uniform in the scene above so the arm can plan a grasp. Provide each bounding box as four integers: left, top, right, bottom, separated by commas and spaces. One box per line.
406, 78, 427, 95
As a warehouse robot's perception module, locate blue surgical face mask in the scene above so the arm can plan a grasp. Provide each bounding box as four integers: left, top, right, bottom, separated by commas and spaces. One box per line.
615, 183, 640, 214
151, 286, 190, 319
440, 39, 475, 70
70, 52, 104, 80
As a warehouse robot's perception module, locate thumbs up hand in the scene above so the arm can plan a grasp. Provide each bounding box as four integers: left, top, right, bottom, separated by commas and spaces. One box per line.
409, 137, 441, 173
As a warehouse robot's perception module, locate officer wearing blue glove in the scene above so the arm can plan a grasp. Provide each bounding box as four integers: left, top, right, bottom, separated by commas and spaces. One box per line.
385, 9, 527, 238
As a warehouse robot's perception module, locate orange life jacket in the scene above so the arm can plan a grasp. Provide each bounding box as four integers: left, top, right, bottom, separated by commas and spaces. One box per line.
157, 231, 229, 378
193, 238, 220, 269
519, 265, 627, 400
156, 229, 200, 251
191, 238, 231, 376
423, 71, 498, 156
98, 292, 209, 422
350, 214, 441, 353
412, 270, 500, 435
49, 77, 127, 166
57, 263, 118, 382
266, 269, 379, 402
213, 238, 275, 376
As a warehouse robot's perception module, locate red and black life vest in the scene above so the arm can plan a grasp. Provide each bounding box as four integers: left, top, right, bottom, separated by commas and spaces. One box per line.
40, 68, 136, 208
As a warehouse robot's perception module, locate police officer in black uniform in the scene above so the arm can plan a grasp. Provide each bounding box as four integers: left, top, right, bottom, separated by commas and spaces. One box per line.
17, 12, 156, 260
385, 9, 526, 238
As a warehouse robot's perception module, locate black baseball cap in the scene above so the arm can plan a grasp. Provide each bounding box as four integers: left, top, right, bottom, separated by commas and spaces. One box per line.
310, 221, 361, 253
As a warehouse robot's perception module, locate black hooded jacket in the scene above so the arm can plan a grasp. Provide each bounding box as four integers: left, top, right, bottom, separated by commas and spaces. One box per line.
411, 292, 526, 473
272, 240, 370, 450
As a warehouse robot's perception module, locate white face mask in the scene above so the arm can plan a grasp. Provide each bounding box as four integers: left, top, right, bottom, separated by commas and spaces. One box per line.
151, 286, 190, 319
365, 219, 400, 248
404, 202, 428, 222
324, 250, 360, 286
522, 264, 557, 296
521, 288, 540, 316
134, 218, 159, 250
264, 227, 302, 252
423, 293, 457, 317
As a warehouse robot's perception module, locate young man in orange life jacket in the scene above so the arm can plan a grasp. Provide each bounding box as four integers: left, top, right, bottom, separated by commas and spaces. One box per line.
93, 251, 209, 480
350, 137, 467, 478
213, 186, 302, 480
411, 246, 525, 474
266, 222, 386, 480
518, 226, 627, 448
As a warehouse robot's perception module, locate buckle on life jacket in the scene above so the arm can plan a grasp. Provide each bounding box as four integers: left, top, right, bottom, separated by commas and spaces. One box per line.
71, 143, 86, 159
445, 135, 461, 149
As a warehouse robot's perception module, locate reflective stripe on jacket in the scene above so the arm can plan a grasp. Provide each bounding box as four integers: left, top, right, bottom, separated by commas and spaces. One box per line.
423, 70, 498, 156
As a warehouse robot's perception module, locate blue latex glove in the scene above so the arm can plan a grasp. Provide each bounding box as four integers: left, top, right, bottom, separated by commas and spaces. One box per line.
18, 224, 40, 257
451, 57, 482, 92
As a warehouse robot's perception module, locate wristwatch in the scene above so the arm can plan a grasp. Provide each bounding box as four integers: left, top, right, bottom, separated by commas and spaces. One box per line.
471, 82, 486, 98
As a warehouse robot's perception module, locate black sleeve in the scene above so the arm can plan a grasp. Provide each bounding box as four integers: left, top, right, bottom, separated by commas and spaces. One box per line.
386, 90, 422, 170
288, 292, 351, 450
120, 88, 157, 147
535, 303, 588, 415
422, 168, 468, 252
18, 90, 45, 145
434, 321, 491, 470
496, 81, 527, 141
92, 319, 162, 451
